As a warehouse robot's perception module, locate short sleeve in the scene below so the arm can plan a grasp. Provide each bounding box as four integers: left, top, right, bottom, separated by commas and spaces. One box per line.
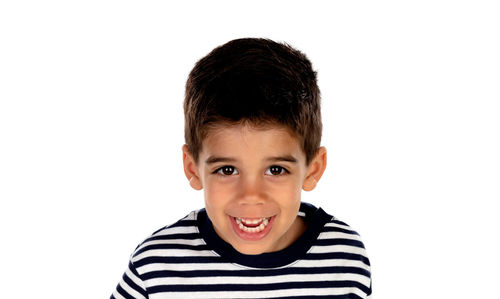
110, 260, 148, 299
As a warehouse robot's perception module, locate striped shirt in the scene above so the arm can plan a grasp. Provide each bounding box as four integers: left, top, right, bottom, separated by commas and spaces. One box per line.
111, 202, 372, 298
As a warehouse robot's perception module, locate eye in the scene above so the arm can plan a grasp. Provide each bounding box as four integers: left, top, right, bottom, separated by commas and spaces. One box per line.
215, 166, 239, 176
265, 165, 288, 176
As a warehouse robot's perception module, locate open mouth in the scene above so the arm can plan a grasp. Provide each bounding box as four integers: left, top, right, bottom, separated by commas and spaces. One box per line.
230, 215, 275, 241
235, 217, 271, 233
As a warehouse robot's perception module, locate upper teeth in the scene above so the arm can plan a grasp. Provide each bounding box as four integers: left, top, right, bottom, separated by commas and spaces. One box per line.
235, 217, 270, 233
238, 218, 266, 225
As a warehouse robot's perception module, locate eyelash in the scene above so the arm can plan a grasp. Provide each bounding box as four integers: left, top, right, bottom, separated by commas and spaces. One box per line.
212, 165, 289, 176
265, 165, 289, 176
213, 166, 239, 176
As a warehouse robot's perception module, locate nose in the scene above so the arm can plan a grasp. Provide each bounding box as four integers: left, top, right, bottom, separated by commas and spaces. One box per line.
237, 174, 266, 205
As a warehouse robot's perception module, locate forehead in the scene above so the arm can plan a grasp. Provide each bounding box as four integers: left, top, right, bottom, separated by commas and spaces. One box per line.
201, 123, 304, 159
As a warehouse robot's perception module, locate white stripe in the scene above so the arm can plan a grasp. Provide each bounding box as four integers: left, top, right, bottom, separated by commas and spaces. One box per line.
133, 249, 218, 263
309, 244, 369, 255
324, 222, 356, 232
138, 258, 369, 273
318, 231, 363, 241
141, 238, 206, 247
145, 273, 371, 288
152, 225, 199, 237
150, 287, 368, 299
295, 258, 371, 271
138, 262, 241, 273
184, 211, 197, 221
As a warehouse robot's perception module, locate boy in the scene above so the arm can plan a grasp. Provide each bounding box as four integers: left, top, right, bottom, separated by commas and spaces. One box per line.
111, 38, 372, 298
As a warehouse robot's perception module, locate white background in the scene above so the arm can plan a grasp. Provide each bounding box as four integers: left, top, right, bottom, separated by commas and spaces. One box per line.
1, 1, 499, 298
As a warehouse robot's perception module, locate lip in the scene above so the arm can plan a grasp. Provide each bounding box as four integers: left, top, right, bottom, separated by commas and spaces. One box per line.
229, 215, 275, 241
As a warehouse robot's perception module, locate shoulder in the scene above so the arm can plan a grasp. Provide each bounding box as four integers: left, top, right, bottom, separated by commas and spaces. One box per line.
320, 215, 370, 254
308, 206, 372, 296
129, 209, 208, 263
320, 211, 372, 284
149, 210, 200, 238
301, 202, 371, 259
303, 203, 367, 246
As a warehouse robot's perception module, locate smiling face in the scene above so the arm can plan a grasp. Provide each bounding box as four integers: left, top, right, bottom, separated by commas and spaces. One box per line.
182, 123, 326, 255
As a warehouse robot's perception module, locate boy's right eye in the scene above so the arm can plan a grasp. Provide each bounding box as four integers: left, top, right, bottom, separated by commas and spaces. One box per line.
214, 166, 239, 176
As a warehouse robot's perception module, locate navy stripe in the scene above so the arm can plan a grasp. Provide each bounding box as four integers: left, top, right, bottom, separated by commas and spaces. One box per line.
134, 243, 210, 256
148, 280, 370, 293
145, 233, 201, 241
169, 219, 197, 227
322, 226, 360, 235
316, 238, 366, 248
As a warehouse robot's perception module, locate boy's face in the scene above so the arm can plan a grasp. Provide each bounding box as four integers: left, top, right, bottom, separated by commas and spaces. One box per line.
182, 124, 326, 255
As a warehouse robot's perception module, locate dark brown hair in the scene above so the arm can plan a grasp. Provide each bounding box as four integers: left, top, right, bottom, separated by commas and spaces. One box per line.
184, 38, 322, 164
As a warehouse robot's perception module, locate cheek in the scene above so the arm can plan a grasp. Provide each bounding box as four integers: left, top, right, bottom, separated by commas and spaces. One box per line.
204, 179, 232, 206
274, 176, 302, 193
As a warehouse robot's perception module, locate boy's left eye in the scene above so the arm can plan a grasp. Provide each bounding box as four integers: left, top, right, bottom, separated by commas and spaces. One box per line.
265, 166, 288, 176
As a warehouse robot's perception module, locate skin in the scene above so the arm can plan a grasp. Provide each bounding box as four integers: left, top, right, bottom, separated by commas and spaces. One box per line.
182, 123, 327, 255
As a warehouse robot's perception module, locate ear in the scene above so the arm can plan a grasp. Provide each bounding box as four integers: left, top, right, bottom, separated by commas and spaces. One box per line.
182, 145, 203, 190
302, 146, 327, 191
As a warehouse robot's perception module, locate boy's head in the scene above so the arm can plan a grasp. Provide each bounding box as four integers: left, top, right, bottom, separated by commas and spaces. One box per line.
184, 38, 322, 165
182, 38, 327, 255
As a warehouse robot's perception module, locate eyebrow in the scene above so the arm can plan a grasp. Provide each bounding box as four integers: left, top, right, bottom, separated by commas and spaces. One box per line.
205, 155, 298, 164
266, 155, 298, 163
205, 156, 237, 164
